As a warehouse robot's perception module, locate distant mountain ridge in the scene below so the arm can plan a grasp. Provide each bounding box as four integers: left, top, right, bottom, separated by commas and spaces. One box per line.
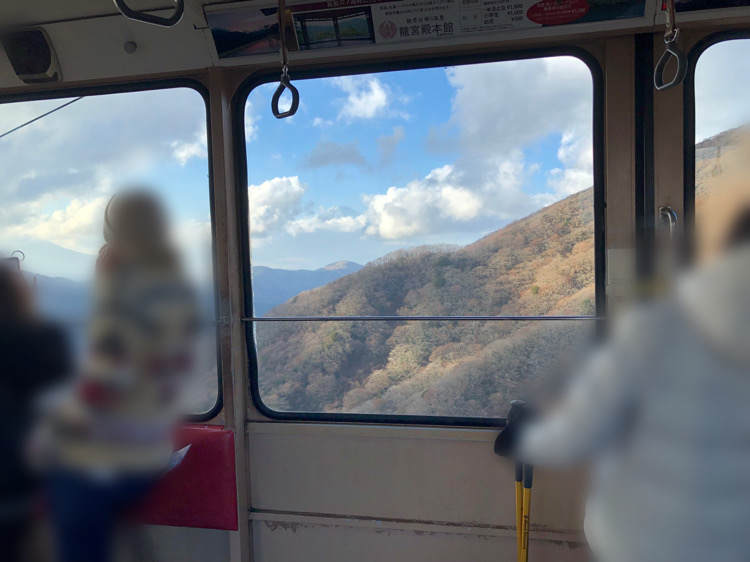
252, 261, 362, 317
27, 261, 363, 321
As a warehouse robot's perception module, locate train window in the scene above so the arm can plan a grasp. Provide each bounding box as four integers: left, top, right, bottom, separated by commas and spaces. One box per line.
0, 86, 219, 417
693, 38, 750, 261
243, 55, 601, 420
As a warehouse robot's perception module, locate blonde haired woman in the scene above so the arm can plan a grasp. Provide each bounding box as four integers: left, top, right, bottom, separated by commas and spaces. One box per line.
47, 190, 199, 562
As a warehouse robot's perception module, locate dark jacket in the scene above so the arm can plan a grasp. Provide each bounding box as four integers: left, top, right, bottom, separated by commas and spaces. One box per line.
0, 321, 71, 516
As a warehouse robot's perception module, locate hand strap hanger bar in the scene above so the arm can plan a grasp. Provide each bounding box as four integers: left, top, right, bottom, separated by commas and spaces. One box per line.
113, 0, 185, 27
654, 0, 687, 91
271, 0, 300, 119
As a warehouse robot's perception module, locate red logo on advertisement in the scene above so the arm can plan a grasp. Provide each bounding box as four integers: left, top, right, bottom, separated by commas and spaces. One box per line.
379, 20, 397, 39
527, 0, 590, 26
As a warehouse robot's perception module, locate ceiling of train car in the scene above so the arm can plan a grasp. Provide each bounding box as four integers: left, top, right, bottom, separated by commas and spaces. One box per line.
0, 0, 745, 92
0, 0, 232, 26
2, 1, 164, 24
0, 1, 237, 88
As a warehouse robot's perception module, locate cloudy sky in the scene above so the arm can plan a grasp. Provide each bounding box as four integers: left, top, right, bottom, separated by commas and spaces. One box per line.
1, 39, 747, 280
246, 55, 594, 269
694, 39, 750, 142
0, 88, 211, 280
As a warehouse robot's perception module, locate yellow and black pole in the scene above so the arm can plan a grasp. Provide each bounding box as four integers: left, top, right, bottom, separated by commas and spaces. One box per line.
496, 400, 534, 562
520, 464, 533, 562
515, 461, 523, 561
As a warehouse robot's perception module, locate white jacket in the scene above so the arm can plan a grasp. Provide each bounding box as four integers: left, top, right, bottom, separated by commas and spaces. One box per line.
518, 246, 750, 562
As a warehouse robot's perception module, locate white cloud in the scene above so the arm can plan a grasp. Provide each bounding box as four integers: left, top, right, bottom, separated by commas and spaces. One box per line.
444, 56, 592, 157
244, 153, 540, 241
287, 207, 366, 236
172, 130, 208, 165
276, 155, 537, 241
245, 99, 259, 141
0, 89, 209, 257
437, 57, 594, 207
547, 129, 593, 196
362, 157, 537, 239
249, 176, 306, 236
3, 196, 108, 254
247, 57, 596, 244
312, 117, 333, 127
332, 75, 390, 121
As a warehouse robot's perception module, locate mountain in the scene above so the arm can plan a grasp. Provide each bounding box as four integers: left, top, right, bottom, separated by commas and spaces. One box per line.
256, 188, 596, 417
694, 125, 750, 257
251, 261, 362, 317
16, 126, 743, 419
25, 260, 362, 321
31, 273, 91, 322
1, 238, 95, 282
255, 126, 750, 418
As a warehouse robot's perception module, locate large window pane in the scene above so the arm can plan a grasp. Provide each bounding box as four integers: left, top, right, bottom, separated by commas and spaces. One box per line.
245, 57, 597, 418
0, 88, 218, 415
694, 39, 750, 261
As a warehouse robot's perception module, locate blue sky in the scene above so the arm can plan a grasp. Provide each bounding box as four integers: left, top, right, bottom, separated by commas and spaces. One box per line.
245, 57, 595, 269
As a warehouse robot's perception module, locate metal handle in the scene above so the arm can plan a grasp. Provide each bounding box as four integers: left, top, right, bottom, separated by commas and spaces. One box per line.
659, 205, 679, 239
271, 0, 299, 120
654, 0, 686, 91
113, 0, 185, 27
3, 250, 24, 271
271, 67, 300, 119
654, 34, 687, 91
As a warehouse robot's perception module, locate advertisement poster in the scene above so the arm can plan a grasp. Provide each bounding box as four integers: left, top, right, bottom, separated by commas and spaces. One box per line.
206, 0, 646, 59
676, 0, 750, 11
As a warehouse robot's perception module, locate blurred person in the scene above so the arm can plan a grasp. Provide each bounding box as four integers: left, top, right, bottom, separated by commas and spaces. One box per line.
46, 190, 199, 562
496, 206, 750, 562
0, 259, 71, 562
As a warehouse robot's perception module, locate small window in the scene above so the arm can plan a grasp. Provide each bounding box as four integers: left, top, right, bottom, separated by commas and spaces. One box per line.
0, 86, 219, 417
693, 38, 750, 261
244, 55, 600, 420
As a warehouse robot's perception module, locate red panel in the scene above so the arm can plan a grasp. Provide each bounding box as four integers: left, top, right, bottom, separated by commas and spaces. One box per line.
131, 425, 239, 531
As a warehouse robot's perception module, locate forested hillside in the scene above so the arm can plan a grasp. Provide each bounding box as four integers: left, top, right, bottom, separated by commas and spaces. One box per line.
255, 188, 596, 417
254, 126, 746, 418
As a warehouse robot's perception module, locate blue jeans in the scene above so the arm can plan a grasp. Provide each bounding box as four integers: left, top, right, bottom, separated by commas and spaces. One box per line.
47, 470, 156, 562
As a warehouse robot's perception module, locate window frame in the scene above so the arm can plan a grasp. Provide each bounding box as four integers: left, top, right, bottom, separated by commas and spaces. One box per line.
0, 79, 224, 423
683, 29, 750, 259
234, 47, 606, 426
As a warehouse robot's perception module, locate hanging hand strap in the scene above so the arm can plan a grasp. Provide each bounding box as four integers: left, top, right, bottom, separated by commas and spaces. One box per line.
113, 0, 185, 27
271, 0, 300, 119
654, 0, 687, 91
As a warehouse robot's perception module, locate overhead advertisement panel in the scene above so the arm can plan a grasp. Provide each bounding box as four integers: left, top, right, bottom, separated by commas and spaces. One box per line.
676, 0, 750, 10
205, 0, 647, 59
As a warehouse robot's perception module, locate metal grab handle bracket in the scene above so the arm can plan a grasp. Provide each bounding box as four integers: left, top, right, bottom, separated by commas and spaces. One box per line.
654, 33, 687, 91
271, 0, 299, 119
272, 68, 300, 119
113, 0, 185, 27
654, 0, 686, 91
659, 205, 679, 238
